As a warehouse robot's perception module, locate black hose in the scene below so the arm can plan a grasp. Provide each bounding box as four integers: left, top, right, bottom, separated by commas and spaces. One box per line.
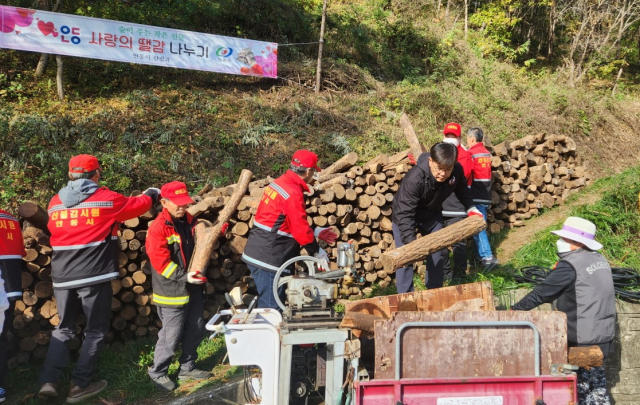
514, 265, 640, 301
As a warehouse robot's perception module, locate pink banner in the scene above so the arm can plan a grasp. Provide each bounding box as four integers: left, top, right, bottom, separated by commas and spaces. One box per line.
0, 6, 277, 78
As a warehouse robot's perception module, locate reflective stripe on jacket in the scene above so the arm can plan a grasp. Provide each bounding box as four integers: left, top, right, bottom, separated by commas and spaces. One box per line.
146, 209, 195, 307
242, 170, 319, 272
48, 188, 152, 289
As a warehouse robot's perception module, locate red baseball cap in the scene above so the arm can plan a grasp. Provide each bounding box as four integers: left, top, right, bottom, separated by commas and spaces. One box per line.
160, 181, 194, 206
69, 154, 101, 173
291, 150, 321, 172
443, 122, 462, 137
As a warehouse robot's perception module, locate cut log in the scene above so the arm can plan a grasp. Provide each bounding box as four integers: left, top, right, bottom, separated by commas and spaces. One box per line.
320, 152, 358, 177
188, 169, 252, 274
568, 346, 603, 368
18, 201, 51, 235
339, 312, 385, 333
380, 216, 486, 272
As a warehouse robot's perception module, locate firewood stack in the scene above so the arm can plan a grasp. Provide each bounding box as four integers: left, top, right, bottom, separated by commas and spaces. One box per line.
8, 133, 589, 368
486, 133, 589, 233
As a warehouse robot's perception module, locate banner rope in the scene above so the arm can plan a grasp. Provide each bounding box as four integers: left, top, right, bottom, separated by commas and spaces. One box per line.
278, 41, 322, 46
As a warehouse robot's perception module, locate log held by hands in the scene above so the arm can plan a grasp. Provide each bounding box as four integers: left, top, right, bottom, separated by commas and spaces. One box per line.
188, 169, 253, 274
380, 216, 486, 272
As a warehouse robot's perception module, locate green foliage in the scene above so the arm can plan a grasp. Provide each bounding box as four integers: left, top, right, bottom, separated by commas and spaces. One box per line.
511, 167, 640, 270
469, 0, 530, 61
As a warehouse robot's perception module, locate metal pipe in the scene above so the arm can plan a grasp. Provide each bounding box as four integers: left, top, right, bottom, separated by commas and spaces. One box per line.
394, 321, 541, 379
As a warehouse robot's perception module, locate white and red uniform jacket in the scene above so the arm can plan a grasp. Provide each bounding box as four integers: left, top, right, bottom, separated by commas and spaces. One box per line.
242, 170, 320, 273
0, 210, 26, 300
48, 187, 152, 289
468, 142, 493, 205
442, 145, 473, 218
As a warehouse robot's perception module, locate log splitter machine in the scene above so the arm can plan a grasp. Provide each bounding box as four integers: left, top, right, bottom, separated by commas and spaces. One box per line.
207, 242, 361, 405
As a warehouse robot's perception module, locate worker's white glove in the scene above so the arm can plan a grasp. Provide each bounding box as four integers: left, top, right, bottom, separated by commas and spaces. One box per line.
314, 227, 338, 244
314, 248, 330, 272
187, 271, 206, 284
467, 206, 484, 219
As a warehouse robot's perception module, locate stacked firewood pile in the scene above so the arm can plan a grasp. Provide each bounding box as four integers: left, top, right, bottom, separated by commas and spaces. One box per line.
486, 133, 589, 233
8, 130, 589, 368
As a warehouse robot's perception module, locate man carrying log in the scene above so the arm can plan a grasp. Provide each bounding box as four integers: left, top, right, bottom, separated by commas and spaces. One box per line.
392, 143, 483, 293
38, 155, 159, 403
0, 209, 25, 403
511, 217, 616, 405
440, 123, 473, 281
242, 150, 338, 309
466, 128, 499, 270
146, 181, 216, 391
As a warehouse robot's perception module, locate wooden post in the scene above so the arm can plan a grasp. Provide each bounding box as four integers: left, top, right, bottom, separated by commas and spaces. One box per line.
315, 0, 328, 93
399, 113, 425, 160
188, 169, 252, 274
380, 216, 486, 272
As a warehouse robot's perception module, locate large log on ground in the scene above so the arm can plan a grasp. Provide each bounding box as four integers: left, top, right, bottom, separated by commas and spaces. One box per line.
568, 346, 604, 368
339, 312, 385, 333
379, 216, 486, 272
18, 201, 51, 235
187, 196, 225, 217
188, 169, 252, 273
399, 113, 426, 159
374, 310, 568, 379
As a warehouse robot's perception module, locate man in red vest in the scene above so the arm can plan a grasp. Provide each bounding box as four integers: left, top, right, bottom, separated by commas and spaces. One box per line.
0, 209, 26, 403
440, 123, 473, 280
38, 155, 158, 403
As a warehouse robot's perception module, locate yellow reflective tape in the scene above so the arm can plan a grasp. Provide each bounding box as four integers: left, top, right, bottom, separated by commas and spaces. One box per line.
165, 234, 181, 244
152, 294, 189, 305
161, 262, 178, 278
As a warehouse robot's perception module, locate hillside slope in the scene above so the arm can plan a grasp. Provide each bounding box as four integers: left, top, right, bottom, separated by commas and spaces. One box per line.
1, 0, 640, 211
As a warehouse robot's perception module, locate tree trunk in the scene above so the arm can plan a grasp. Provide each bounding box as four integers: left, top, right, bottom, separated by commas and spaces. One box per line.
56, 55, 64, 101
568, 346, 603, 368
380, 216, 486, 272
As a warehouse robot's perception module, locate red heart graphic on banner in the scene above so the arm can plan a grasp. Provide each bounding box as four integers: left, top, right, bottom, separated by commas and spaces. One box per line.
37, 20, 55, 36
52, 31, 59, 37
17, 9, 36, 17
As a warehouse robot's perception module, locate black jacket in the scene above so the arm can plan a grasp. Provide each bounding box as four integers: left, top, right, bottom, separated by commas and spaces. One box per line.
392, 153, 475, 245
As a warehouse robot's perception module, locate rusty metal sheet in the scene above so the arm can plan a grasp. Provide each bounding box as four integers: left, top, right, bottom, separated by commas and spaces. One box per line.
374, 311, 567, 379
344, 281, 495, 318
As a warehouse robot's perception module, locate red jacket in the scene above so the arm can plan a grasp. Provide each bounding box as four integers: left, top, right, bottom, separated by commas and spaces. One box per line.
146, 208, 199, 307
468, 143, 493, 204
441, 145, 474, 218
0, 210, 26, 300
242, 170, 320, 272
48, 187, 152, 289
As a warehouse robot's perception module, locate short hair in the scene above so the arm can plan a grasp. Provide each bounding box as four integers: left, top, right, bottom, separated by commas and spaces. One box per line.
467, 127, 484, 142
68, 169, 98, 180
289, 163, 308, 175
430, 142, 457, 167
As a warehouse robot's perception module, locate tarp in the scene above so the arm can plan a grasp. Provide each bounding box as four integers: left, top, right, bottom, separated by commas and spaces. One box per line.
0, 6, 277, 78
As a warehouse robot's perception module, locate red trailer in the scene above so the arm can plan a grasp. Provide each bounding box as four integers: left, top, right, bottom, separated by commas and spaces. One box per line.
356, 321, 577, 405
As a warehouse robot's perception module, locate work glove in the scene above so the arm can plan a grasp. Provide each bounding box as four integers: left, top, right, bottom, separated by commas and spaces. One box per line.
313, 247, 330, 272
314, 227, 338, 244
187, 271, 207, 284
220, 222, 229, 236
467, 206, 484, 219
143, 187, 161, 204
407, 153, 416, 165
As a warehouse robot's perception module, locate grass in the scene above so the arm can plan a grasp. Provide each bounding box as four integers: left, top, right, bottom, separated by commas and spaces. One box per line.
5, 336, 238, 405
